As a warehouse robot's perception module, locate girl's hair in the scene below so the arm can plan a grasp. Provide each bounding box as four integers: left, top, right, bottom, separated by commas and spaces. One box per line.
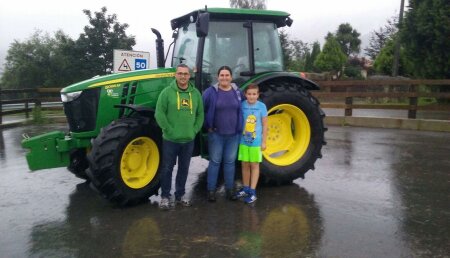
245, 83, 259, 93
217, 65, 232, 76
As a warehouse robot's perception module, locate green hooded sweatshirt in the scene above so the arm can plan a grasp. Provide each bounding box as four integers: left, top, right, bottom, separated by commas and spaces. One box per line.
155, 79, 204, 143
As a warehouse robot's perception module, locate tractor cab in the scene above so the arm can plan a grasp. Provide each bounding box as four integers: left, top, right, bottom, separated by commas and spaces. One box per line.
170, 8, 290, 89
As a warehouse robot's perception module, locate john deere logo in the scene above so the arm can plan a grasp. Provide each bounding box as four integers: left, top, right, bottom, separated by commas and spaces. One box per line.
106, 89, 119, 98
181, 99, 190, 107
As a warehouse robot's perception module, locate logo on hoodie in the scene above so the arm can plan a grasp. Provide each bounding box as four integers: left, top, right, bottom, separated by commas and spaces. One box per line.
181, 99, 190, 107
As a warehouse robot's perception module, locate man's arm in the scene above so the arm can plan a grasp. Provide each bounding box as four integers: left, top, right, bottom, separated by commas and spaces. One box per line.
154, 89, 170, 130
194, 90, 205, 133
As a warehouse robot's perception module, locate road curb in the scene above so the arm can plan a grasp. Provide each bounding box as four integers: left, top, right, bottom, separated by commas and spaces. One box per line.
325, 116, 450, 132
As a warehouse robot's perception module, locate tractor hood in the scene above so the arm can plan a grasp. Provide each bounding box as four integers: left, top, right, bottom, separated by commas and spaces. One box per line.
61, 67, 176, 93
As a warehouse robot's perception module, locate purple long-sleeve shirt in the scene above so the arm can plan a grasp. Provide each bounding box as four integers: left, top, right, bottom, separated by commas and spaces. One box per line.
202, 83, 243, 135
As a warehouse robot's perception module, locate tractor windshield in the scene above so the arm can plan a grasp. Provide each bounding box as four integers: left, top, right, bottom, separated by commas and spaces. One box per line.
172, 20, 283, 86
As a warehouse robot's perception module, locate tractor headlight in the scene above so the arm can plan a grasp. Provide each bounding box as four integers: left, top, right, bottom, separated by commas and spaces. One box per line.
61, 91, 82, 103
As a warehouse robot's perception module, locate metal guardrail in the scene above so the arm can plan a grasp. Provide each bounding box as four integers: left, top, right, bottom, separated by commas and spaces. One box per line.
0, 88, 62, 124
2, 102, 62, 111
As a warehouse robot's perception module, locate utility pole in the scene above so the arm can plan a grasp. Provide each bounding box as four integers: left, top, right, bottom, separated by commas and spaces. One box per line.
392, 0, 405, 77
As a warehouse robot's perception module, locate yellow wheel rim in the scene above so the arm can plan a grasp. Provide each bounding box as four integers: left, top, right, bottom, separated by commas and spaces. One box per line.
264, 104, 310, 166
120, 137, 159, 189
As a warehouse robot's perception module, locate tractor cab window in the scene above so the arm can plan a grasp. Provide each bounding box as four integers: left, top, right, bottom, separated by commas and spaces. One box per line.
172, 23, 199, 71
203, 21, 250, 86
172, 20, 283, 88
253, 22, 283, 73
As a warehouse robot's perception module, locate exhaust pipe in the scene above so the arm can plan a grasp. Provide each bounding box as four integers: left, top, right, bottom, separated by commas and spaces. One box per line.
151, 28, 165, 68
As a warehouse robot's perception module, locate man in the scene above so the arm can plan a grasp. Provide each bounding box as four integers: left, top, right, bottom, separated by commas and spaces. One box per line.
155, 64, 204, 210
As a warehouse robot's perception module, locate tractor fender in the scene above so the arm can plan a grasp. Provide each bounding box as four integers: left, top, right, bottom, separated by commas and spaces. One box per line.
244, 72, 320, 91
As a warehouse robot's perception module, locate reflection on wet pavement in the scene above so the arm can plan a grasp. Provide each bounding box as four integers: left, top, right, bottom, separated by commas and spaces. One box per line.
1, 125, 449, 257
26, 181, 321, 257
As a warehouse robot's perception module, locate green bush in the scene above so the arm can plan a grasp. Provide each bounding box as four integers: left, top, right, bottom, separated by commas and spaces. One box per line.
32, 106, 47, 124
344, 66, 362, 78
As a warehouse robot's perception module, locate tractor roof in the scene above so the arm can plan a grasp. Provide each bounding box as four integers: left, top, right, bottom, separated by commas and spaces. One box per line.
171, 7, 291, 30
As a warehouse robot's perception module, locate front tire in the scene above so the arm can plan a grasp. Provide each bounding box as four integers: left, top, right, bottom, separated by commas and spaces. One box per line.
68, 149, 89, 180
87, 118, 161, 206
259, 81, 326, 184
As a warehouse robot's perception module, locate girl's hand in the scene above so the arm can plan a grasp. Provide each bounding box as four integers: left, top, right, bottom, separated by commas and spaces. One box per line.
261, 142, 266, 151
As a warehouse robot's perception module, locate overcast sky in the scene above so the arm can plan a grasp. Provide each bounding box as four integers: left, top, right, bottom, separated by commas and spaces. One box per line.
0, 0, 405, 70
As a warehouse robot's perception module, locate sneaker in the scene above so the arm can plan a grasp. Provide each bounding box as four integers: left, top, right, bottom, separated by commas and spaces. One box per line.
176, 196, 192, 207
244, 194, 257, 204
226, 189, 238, 201
159, 197, 170, 210
234, 187, 249, 199
244, 189, 257, 204
207, 191, 216, 202
235, 186, 250, 198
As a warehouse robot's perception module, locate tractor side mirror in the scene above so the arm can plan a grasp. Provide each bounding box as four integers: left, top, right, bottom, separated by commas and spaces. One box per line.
196, 13, 210, 37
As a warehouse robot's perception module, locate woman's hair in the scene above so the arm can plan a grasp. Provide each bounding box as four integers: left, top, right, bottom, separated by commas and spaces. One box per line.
245, 83, 259, 93
217, 65, 232, 76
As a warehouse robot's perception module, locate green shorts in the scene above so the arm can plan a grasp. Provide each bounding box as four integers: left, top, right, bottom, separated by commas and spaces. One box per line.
238, 144, 262, 163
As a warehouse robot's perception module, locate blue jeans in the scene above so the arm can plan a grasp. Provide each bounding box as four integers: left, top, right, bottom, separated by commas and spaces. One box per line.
207, 132, 240, 191
160, 139, 194, 199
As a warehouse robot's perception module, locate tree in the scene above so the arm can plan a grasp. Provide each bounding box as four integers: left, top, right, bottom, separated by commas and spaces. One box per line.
0, 7, 136, 89
305, 41, 321, 72
279, 30, 291, 69
335, 23, 361, 57
401, 0, 450, 78
75, 7, 136, 77
230, 0, 266, 9
279, 30, 310, 71
373, 38, 412, 76
364, 16, 398, 60
0, 30, 76, 89
314, 35, 346, 75
287, 39, 310, 71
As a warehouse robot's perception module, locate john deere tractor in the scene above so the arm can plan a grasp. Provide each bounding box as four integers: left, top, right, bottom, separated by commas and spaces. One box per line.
22, 8, 326, 206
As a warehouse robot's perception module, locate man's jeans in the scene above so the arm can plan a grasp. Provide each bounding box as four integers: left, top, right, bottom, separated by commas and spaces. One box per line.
160, 139, 194, 199
207, 132, 240, 191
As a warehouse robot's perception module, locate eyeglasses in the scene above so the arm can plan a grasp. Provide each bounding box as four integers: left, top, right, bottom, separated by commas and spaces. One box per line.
176, 72, 190, 77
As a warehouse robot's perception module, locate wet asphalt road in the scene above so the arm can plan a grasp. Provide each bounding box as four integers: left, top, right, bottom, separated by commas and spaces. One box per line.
1, 124, 449, 258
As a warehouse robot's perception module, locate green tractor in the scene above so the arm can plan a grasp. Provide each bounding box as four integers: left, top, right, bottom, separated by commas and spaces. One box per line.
22, 7, 326, 206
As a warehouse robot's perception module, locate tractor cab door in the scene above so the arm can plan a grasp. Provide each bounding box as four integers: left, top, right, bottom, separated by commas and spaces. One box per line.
252, 22, 284, 74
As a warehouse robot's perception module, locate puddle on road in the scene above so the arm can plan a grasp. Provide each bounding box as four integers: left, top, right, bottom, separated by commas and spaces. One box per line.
1, 125, 449, 257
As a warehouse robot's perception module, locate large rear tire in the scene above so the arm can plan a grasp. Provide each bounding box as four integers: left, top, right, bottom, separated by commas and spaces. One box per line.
87, 117, 161, 206
259, 80, 326, 184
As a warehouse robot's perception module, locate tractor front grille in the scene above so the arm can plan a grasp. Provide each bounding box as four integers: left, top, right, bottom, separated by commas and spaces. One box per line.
63, 88, 100, 132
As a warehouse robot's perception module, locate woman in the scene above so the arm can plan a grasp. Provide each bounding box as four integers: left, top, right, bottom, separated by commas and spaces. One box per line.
203, 66, 243, 202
